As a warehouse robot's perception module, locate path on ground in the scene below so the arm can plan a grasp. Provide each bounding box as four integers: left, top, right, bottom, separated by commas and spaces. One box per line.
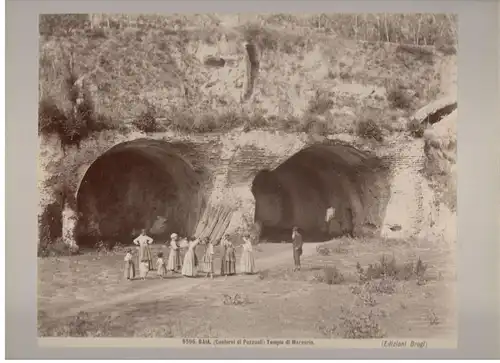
48, 243, 322, 320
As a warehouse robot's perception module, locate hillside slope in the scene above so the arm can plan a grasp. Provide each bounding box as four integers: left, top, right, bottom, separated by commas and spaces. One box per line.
39, 14, 457, 137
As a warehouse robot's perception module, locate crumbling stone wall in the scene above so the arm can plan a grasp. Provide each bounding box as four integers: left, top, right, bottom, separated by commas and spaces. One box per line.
38, 126, 449, 247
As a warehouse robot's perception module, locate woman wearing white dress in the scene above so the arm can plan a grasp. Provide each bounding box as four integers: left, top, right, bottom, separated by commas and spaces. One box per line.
220, 235, 236, 276
240, 233, 256, 274
133, 229, 154, 272
181, 237, 200, 277
166, 233, 181, 274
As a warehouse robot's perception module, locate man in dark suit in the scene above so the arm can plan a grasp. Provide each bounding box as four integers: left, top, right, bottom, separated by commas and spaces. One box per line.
292, 226, 303, 271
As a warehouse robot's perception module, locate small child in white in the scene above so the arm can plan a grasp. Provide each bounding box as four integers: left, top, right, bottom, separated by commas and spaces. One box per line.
156, 252, 167, 279
124, 249, 135, 281
139, 256, 150, 280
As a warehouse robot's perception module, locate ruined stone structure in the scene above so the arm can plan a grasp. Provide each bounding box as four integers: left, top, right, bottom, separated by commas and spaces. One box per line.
38, 26, 457, 248
38, 98, 457, 248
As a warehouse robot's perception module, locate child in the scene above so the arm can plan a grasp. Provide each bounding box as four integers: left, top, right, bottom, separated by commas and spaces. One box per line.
139, 257, 150, 280
124, 249, 135, 281
201, 237, 215, 279
156, 252, 167, 279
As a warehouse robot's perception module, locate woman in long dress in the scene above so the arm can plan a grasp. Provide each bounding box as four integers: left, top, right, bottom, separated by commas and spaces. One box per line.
133, 229, 154, 271
181, 237, 200, 277
201, 237, 215, 279
220, 234, 236, 276
166, 233, 182, 274
240, 233, 256, 274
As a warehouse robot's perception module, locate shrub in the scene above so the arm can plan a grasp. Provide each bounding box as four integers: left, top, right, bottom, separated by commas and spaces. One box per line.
338, 307, 386, 339
132, 103, 159, 133
38, 96, 68, 136
316, 246, 331, 256
38, 311, 114, 337
222, 293, 250, 305
387, 87, 413, 110
356, 118, 383, 142
365, 278, 397, 295
356, 256, 428, 283
307, 91, 334, 115
37, 238, 79, 258
407, 118, 426, 138
427, 310, 440, 326
38, 80, 117, 148
38, 201, 63, 248
323, 266, 345, 285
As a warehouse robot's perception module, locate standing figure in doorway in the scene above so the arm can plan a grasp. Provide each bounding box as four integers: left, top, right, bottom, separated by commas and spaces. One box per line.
324, 206, 336, 238
182, 236, 200, 277
220, 234, 236, 276
166, 233, 182, 274
240, 233, 256, 274
133, 229, 154, 271
292, 226, 303, 272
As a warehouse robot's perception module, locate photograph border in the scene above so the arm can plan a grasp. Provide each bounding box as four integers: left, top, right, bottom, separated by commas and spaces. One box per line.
6, 0, 500, 359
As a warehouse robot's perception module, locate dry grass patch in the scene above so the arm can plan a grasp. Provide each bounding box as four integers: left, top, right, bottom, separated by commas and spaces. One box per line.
38, 238, 455, 339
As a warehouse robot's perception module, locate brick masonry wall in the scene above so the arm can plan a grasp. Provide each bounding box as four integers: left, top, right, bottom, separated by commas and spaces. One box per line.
38, 128, 453, 247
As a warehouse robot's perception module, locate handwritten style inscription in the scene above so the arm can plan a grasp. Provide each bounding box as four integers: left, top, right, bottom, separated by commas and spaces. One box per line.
381, 340, 428, 349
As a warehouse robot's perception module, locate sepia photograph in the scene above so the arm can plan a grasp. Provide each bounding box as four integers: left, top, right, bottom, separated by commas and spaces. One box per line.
37, 12, 458, 343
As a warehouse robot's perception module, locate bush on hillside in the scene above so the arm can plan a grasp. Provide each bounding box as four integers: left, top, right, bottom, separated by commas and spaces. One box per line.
407, 118, 426, 138
132, 103, 160, 133
387, 87, 413, 110
356, 118, 383, 142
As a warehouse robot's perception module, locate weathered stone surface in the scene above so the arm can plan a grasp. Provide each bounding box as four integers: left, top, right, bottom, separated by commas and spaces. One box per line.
38, 121, 457, 246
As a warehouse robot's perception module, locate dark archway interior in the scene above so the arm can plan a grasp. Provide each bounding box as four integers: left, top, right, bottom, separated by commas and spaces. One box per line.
251, 144, 391, 243
76, 139, 202, 247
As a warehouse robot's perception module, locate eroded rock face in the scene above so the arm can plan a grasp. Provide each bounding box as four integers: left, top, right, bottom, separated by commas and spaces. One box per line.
38, 127, 453, 246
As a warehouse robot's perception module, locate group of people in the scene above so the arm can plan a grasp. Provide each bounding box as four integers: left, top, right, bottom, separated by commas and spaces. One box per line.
123, 229, 257, 281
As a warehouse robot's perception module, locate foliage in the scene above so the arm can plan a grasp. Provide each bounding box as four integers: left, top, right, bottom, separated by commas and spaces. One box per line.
322, 266, 345, 285
37, 238, 79, 257
38, 311, 114, 337
355, 255, 427, 283
38, 201, 63, 248
338, 306, 386, 339
222, 293, 250, 305
39, 14, 90, 36
407, 118, 426, 138
132, 102, 160, 133
356, 118, 384, 142
39, 13, 456, 139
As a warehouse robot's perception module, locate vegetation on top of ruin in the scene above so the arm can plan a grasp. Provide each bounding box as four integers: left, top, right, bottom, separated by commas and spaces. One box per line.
39, 13, 457, 148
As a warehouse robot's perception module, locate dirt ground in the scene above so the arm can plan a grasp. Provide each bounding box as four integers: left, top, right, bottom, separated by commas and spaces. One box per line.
38, 237, 456, 339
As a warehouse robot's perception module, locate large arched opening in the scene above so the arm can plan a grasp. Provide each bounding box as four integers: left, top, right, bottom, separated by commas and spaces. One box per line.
251, 143, 391, 242
75, 139, 203, 247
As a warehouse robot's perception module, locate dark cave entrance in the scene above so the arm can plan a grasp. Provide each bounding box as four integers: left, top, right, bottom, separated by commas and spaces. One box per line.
251, 144, 390, 243
75, 139, 202, 247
